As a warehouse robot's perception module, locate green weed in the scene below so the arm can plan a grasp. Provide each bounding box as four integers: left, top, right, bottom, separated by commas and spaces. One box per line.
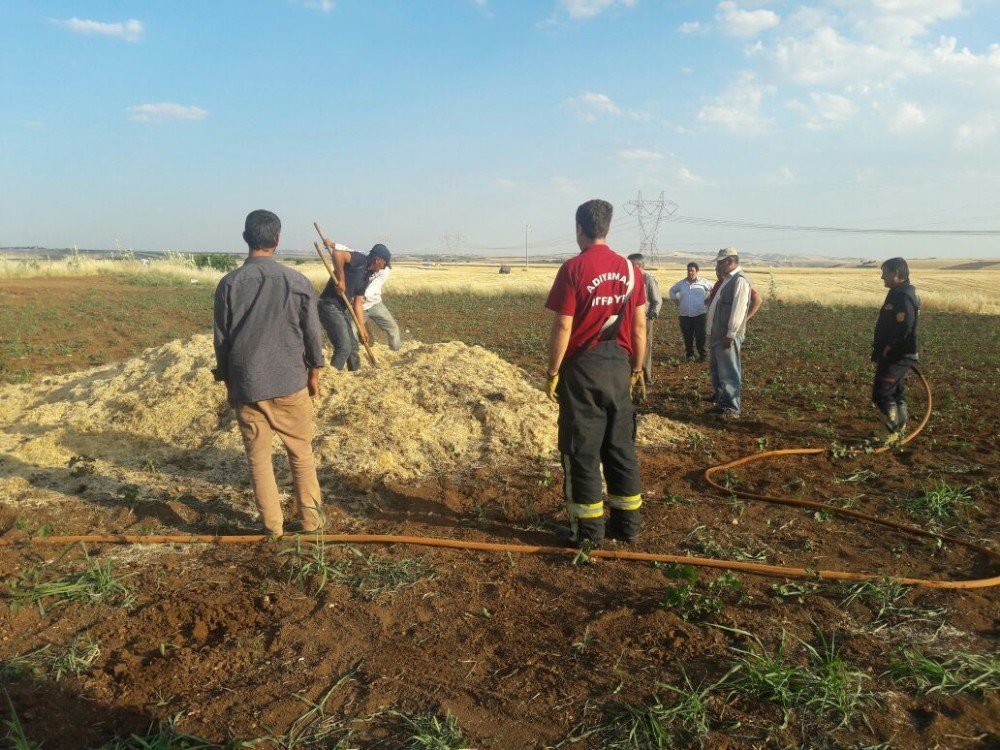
395, 711, 468, 750
6, 557, 135, 614
247, 669, 359, 749
770, 582, 822, 604
887, 649, 999, 695
125, 272, 192, 288
723, 629, 869, 729
686, 526, 768, 563
98, 716, 226, 749
658, 564, 743, 622
279, 542, 435, 601
575, 668, 735, 750
3, 636, 100, 681
3, 689, 40, 750
902, 481, 973, 520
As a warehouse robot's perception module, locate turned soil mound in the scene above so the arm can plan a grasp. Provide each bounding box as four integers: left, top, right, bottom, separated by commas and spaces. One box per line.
0, 335, 695, 512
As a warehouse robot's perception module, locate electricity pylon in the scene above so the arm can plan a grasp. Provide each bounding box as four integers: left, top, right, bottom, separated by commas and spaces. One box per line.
624, 191, 677, 265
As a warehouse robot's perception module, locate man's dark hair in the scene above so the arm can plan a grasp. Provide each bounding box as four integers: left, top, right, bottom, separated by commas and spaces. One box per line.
627, 253, 643, 262
576, 199, 613, 241
244, 210, 281, 251
881, 257, 909, 281
687, 262, 699, 271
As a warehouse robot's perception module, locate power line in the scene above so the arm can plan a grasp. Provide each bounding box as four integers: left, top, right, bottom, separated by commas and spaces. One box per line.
667, 214, 1000, 236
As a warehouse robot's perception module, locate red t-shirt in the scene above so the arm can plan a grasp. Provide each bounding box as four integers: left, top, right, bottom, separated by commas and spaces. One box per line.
545, 243, 647, 361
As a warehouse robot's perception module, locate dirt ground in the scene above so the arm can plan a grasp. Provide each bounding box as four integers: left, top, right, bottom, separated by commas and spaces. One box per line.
0, 277, 997, 749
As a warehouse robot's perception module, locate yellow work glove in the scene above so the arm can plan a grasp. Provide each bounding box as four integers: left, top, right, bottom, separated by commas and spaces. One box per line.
545, 374, 560, 402
630, 370, 646, 403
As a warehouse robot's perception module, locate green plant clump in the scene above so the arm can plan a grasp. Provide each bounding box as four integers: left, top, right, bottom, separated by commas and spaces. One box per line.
192, 253, 240, 272
887, 649, 999, 695
7, 558, 135, 614
725, 630, 869, 729
902, 481, 973, 520
659, 564, 742, 622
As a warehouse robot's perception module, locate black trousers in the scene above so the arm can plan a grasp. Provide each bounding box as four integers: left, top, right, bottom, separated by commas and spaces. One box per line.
557, 341, 642, 509
679, 314, 707, 357
872, 358, 914, 415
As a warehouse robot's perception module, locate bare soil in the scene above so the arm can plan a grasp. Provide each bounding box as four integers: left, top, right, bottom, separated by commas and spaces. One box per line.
1, 279, 997, 749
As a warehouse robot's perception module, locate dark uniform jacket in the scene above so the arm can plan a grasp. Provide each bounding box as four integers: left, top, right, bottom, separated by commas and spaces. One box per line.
872, 282, 920, 362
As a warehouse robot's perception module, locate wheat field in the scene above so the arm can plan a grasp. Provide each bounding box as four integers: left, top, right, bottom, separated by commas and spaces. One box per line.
2, 256, 998, 314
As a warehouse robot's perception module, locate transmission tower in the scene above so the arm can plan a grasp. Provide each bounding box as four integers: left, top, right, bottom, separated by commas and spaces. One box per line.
624, 191, 677, 265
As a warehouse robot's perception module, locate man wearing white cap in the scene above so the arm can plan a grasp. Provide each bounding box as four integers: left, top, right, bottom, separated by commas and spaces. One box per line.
705, 247, 753, 419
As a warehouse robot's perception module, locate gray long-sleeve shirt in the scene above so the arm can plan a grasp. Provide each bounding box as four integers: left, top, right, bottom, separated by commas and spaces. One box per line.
213, 255, 326, 404
644, 272, 663, 318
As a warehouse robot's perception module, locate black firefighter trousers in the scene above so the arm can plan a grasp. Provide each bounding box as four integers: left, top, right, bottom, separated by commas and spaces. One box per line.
872, 356, 916, 415
557, 341, 643, 541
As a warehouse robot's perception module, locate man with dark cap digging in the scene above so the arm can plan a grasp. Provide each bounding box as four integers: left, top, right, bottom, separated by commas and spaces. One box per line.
317, 242, 393, 370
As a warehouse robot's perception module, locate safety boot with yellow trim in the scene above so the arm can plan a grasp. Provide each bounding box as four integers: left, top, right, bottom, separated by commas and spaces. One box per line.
607, 508, 641, 544
556, 517, 605, 548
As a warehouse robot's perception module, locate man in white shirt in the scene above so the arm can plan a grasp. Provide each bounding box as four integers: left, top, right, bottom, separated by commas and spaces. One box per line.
705, 248, 753, 419
668, 262, 714, 361
362, 261, 402, 351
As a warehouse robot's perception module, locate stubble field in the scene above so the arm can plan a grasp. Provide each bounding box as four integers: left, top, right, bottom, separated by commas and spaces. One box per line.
0, 269, 997, 750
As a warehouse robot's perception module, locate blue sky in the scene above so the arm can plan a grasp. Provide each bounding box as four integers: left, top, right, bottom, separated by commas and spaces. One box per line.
2, 0, 998, 258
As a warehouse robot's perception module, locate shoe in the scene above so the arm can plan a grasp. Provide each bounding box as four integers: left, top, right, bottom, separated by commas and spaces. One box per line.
705, 405, 726, 414
607, 509, 641, 544
555, 518, 604, 548
883, 404, 900, 432
685, 354, 695, 361
697, 353, 706, 362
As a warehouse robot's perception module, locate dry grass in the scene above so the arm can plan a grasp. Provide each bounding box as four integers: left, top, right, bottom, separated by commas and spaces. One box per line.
0, 254, 222, 285
3, 256, 998, 314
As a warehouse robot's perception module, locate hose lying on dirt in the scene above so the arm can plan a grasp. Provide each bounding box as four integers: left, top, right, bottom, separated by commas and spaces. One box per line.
1, 367, 996, 589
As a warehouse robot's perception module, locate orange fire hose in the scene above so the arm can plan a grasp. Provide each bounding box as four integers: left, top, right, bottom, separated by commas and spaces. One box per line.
1, 368, 996, 589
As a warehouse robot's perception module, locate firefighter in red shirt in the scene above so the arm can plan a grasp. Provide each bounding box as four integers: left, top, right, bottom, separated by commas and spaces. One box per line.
544, 199, 647, 546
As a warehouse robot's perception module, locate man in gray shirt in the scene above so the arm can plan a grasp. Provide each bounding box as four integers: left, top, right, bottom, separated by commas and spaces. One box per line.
213, 210, 326, 536
628, 253, 663, 387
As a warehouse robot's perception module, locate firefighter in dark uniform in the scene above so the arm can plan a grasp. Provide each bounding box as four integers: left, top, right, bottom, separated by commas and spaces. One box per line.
544, 199, 647, 546
872, 257, 920, 433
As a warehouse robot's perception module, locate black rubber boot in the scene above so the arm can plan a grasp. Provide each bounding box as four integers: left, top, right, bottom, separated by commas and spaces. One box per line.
557, 517, 605, 548
607, 509, 641, 544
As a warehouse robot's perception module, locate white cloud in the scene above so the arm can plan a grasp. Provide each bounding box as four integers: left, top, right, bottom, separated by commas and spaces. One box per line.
787, 92, 858, 130
679, 21, 701, 34
566, 92, 649, 122
616, 149, 663, 162
675, 166, 705, 185
54, 18, 144, 42
715, 1, 780, 37
295, 0, 335, 11
127, 103, 209, 123
494, 178, 517, 189
550, 176, 578, 194
764, 166, 796, 186
696, 71, 775, 134
887, 101, 927, 133
559, 0, 636, 20
954, 113, 999, 151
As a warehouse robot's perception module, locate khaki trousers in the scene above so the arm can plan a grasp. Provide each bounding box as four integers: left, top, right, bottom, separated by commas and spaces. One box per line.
235, 389, 323, 535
